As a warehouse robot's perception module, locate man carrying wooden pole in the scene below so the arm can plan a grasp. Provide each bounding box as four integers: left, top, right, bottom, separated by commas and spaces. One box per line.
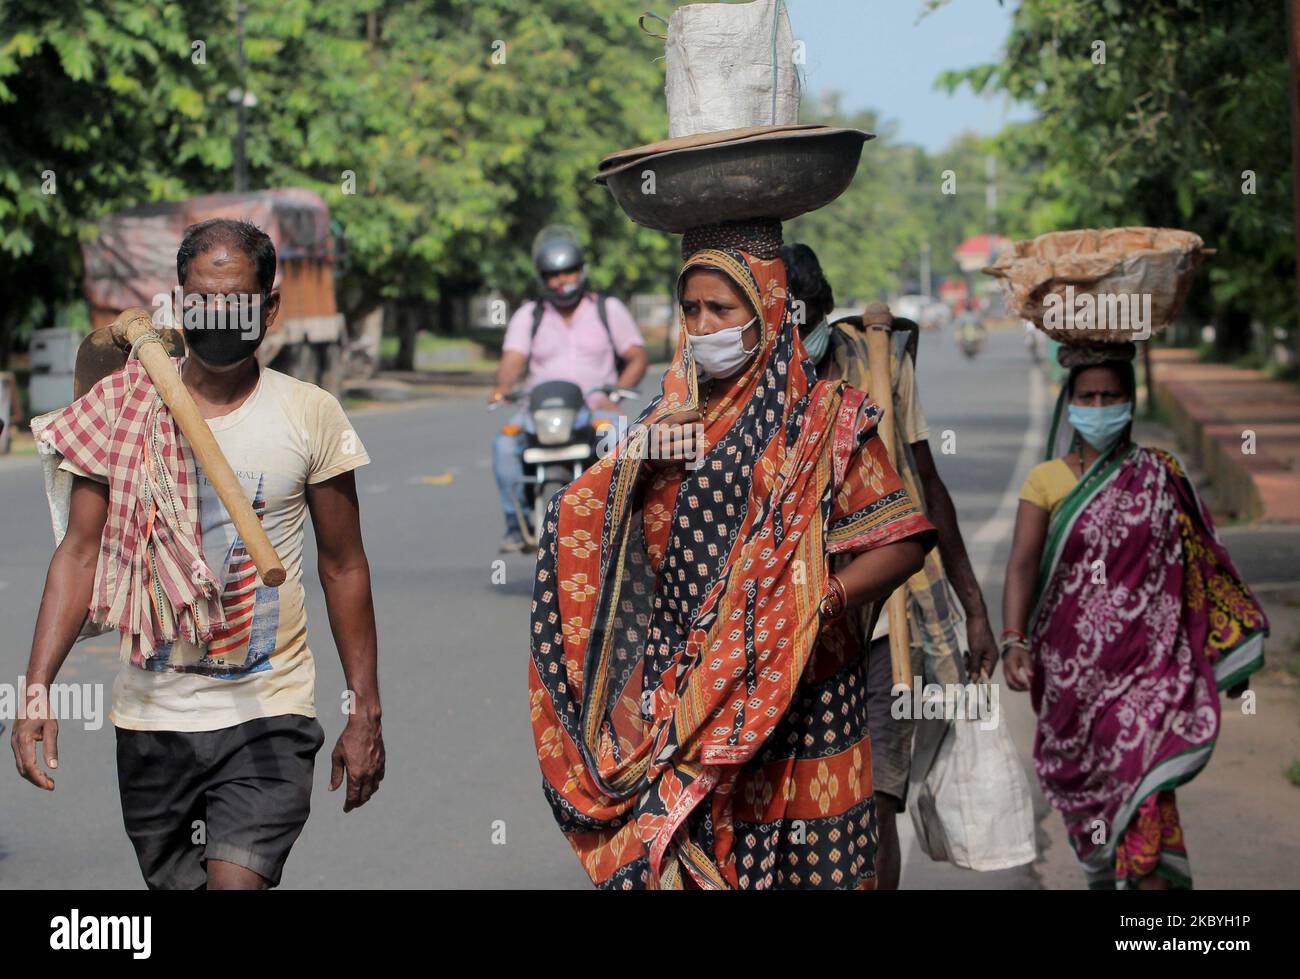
13, 219, 386, 889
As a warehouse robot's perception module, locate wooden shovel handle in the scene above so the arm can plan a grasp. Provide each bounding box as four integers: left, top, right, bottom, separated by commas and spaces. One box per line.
111, 309, 286, 588
862, 303, 912, 692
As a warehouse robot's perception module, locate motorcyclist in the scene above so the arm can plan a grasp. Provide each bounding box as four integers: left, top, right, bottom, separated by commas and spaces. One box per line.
954, 300, 986, 354
489, 226, 648, 552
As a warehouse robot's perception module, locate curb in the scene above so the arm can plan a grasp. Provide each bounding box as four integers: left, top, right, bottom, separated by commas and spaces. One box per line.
1151, 349, 1300, 523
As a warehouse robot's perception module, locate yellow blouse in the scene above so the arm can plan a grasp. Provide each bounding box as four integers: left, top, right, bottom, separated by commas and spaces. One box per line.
1019, 458, 1079, 518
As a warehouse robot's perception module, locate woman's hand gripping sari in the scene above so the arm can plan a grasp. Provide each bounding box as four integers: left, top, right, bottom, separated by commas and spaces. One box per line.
528, 248, 935, 889
1029, 444, 1267, 888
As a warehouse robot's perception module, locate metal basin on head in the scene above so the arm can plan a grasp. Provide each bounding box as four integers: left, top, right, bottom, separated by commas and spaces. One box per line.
596, 127, 871, 234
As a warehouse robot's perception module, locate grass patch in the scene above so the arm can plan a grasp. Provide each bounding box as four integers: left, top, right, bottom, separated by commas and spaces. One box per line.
2, 431, 36, 457
1229, 351, 1300, 383
1231, 350, 1271, 372
1287, 761, 1300, 789
1265, 361, 1300, 383
378, 334, 482, 359
419, 359, 497, 372
1140, 398, 1172, 427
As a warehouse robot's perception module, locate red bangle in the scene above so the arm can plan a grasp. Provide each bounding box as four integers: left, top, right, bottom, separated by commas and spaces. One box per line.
830, 574, 847, 607
1000, 627, 1027, 641
820, 574, 847, 621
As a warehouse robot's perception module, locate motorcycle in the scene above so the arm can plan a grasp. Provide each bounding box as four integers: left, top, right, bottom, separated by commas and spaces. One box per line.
495, 380, 639, 548
954, 315, 986, 359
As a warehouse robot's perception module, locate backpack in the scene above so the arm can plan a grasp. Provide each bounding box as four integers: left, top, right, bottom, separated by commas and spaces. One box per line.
530, 293, 626, 374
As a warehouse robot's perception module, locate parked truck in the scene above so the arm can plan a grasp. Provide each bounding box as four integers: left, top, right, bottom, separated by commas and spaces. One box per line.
80, 188, 345, 393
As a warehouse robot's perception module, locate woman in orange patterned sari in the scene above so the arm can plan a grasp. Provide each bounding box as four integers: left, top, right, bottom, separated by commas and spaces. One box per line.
528, 226, 936, 889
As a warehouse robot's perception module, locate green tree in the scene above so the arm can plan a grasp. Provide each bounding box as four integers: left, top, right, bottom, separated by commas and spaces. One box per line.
787, 103, 929, 304
940, 0, 1295, 359
0, 1, 236, 366
786, 98, 1012, 308
238, 0, 677, 348
0, 1, 678, 370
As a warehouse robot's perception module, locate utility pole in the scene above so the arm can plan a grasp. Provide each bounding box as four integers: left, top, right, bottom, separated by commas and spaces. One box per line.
982, 155, 999, 313
984, 154, 998, 234
1288, 0, 1300, 367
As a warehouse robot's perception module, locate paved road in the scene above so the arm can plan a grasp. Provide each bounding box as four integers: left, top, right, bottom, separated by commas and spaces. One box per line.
0, 325, 1207, 889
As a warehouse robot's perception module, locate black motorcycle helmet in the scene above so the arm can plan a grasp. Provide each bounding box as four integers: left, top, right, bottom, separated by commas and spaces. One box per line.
532, 225, 587, 310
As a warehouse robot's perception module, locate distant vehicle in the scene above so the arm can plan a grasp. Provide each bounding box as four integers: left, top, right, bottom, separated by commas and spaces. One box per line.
954, 313, 986, 359
922, 300, 952, 332
892, 294, 951, 331
891, 294, 925, 321
81, 189, 347, 394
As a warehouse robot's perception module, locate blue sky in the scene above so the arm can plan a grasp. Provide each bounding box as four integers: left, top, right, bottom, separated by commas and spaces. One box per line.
786, 0, 1034, 151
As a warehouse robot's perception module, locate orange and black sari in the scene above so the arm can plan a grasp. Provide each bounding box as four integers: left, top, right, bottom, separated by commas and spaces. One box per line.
528, 248, 935, 889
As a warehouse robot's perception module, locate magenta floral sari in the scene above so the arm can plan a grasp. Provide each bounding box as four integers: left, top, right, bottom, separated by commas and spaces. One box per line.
1028, 445, 1266, 888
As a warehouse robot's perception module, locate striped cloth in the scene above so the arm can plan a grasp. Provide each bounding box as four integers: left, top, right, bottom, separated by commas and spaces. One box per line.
35, 356, 224, 660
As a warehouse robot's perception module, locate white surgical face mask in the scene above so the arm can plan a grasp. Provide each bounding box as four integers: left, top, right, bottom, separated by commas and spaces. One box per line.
689, 317, 759, 380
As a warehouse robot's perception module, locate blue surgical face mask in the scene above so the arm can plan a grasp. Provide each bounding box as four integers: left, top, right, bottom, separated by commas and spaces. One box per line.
801, 317, 831, 363
1068, 402, 1132, 453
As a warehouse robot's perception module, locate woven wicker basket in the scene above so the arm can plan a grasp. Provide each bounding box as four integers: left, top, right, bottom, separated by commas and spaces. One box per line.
983, 227, 1210, 344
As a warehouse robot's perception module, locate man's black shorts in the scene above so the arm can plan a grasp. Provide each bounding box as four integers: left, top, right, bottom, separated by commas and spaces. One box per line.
115, 714, 325, 889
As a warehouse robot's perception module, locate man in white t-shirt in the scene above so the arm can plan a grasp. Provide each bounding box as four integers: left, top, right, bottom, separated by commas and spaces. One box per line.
13, 219, 384, 889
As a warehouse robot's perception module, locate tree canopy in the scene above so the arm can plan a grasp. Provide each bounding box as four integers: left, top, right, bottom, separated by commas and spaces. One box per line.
940, 0, 1295, 355
1, 0, 1293, 369
0, 0, 680, 362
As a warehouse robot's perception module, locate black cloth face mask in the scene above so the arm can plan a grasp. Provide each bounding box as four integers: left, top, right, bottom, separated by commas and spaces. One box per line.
181, 295, 268, 366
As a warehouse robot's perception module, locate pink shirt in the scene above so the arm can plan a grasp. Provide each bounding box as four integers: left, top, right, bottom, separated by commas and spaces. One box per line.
502, 295, 645, 408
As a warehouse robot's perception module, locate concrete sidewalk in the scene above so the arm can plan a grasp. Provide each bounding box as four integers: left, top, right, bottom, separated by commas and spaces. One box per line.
1152, 348, 1300, 523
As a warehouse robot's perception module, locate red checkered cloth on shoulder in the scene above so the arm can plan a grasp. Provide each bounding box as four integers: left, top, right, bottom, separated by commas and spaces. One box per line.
35, 356, 224, 660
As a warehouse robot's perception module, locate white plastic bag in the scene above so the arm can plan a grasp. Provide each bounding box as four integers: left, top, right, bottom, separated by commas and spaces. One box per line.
663, 0, 800, 137
907, 683, 1036, 872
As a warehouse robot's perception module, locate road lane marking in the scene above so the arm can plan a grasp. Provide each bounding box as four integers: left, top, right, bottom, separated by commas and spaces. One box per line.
413, 472, 457, 486
970, 365, 1048, 583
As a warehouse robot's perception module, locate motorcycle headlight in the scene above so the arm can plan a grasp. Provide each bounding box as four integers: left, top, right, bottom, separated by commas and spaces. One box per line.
533, 408, 576, 445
